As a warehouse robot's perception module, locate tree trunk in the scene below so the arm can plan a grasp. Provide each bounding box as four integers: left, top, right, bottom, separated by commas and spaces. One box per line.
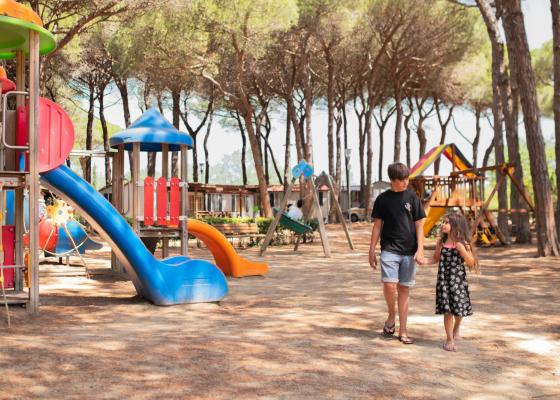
115, 77, 131, 127
502, 0, 560, 256
204, 107, 214, 184
326, 49, 335, 181
502, 6, 531, 243
283, 102, 292, 190
393, 83, 403, 162
171, 89, 181, 177
404, 106, 413, 168
472, 107, 481, 169
364, 95, 377, 221
483, 138, 495, 168
98, 83, 111, 187
302, 72, 314, 214
551, 0, 560, 238
476, 0, 510, 240
263, 113, 282, 184
434, 102, 454, 175
84, 82, 95, 183
354, 96, 367, 205
234, 110, 248, 186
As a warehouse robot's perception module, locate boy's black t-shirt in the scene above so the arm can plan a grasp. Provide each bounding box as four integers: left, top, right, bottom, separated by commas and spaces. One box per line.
371, 188, 426, 256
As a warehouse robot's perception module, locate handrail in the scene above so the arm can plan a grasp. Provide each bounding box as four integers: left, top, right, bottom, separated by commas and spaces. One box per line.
2, 90, 29, 151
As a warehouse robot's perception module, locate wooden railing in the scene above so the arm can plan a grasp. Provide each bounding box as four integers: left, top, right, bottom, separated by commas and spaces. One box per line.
411, 175, 485, 208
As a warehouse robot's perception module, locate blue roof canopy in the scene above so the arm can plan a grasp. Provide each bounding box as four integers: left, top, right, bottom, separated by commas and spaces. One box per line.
110, 108, 193, 151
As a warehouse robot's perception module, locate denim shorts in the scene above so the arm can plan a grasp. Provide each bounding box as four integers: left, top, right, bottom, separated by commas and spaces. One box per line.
380, 251, 416, 286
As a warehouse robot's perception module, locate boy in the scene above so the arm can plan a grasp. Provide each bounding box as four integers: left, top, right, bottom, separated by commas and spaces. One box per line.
369, 163, 426, 344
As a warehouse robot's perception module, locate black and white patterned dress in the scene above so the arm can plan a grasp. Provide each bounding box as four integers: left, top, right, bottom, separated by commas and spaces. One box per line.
435, 245, 473, 316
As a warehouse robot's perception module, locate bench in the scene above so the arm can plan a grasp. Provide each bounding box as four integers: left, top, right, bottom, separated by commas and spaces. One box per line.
212, 223, 265, 248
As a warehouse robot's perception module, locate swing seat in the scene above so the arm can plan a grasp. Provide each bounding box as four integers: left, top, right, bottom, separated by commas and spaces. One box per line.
273, 208, 313, 235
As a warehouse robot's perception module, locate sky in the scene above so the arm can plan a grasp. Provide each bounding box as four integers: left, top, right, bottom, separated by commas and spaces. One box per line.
98, 0, 554, 185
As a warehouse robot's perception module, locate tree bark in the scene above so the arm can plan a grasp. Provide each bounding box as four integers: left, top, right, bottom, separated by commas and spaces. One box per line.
502, 5, 531, 243
234, 110, 248, 186
551, 0, 560, 238
393, 83, 403, 162
325, 47, 335, 181
283, 103, 292, 190
502, 0, 560, 256
434, 102, 454, 175
472, 107, 482, 169
98, 83, 111, 187
403, 102, 413, 168
476, 0, 510, 240
115, 77, 131, 127
84, 81, 95, 183
171, 89, 181, 177
182, 92, 214, 183
204, 108, 214, 184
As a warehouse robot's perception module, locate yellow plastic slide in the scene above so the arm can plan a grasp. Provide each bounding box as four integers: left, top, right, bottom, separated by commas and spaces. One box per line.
423, 207, 446, 236
187, 219, 269, 278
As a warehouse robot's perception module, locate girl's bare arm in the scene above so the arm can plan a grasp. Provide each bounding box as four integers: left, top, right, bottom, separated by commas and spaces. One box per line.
456, 242, 476, 268
425, 239, 442, 265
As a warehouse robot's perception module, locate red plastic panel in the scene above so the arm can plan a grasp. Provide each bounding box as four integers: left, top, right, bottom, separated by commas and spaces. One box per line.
1, 226, 15, 289
169, 177, 180, 227
37, 97, 75, 173
18, 98, 75, 173
156, 177, 168, 226
144, 177, 154, 226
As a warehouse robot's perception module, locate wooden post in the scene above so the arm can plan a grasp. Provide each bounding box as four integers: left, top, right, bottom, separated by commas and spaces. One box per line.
16, 51, 25, 107
505, 167, 534, 212
310, 176, 331, 257
161, 144, 169, 257
259, 178, 295, 256
14, 50, 25, 290
470, 172, 505, 238
132, 143, 140, 234
111, 149, 124, 273
323, 173, 354, 250
28, 32, 40, 313
180, 145, 188, 256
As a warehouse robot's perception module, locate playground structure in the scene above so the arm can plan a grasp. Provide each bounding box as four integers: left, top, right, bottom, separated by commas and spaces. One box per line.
0, 1, 267, 315
260, 160, 354, 257
109, 109, 268, 278
409, 144, 534, 245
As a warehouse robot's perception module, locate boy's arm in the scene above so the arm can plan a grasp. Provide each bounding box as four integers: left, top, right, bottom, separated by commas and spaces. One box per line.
369, 218, 383, 269
456, 242, 476, 268
414, 218, 426, 264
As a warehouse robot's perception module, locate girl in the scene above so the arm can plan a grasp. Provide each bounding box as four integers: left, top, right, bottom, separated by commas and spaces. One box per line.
426, 213, 478, 352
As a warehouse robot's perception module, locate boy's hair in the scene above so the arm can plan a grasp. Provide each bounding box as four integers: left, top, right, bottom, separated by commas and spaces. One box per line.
296, 199, 303, 208
442, 212, 479, 273
388, 163, 410, 181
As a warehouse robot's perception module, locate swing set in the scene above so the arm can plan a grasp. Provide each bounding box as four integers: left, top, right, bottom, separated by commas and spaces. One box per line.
259, 161, 354, 257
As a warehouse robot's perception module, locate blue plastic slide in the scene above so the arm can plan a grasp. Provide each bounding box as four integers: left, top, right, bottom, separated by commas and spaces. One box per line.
40, 165, 228, 305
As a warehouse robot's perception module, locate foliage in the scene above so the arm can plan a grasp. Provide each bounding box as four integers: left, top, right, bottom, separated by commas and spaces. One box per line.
532, 39, 553, 118
195, 215, 319, 235
209, 150, 259, 184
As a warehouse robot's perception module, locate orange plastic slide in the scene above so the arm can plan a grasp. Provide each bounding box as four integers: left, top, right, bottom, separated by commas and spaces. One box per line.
187, 219, 269, 278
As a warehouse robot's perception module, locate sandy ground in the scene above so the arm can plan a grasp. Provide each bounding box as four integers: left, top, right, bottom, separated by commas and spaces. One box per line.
0, 223, 559, 399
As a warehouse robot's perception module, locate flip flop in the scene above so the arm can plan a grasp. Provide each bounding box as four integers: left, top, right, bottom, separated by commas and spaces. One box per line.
383, 322, 396, 336
443, 342, 456, 352
398, 335, 414, 344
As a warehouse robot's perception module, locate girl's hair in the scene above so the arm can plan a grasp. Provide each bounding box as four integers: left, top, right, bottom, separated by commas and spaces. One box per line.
441, 212, 479, 273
